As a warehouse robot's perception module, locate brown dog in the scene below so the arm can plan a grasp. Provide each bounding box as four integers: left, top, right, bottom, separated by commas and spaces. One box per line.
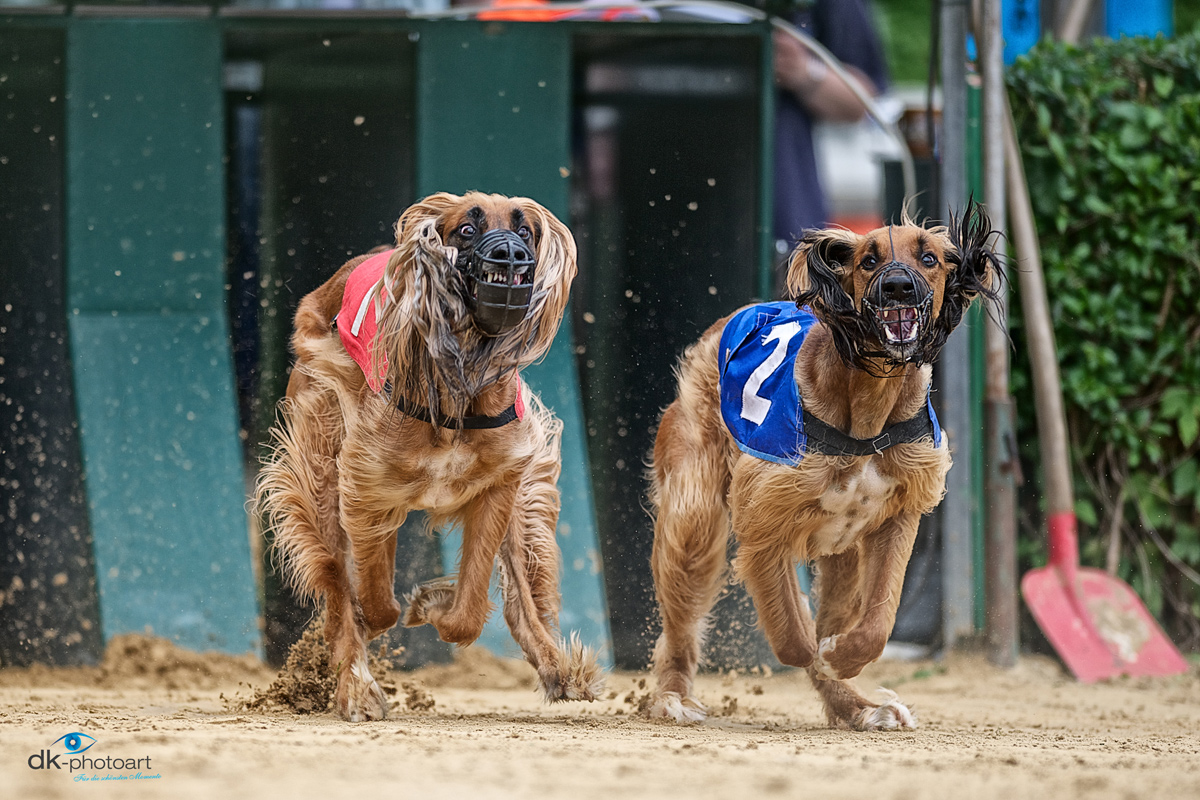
647, 203, 999, 730
256, 192, 603, 721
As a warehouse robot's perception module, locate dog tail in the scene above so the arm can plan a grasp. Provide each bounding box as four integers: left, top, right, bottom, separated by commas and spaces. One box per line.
254, 395, 343, 604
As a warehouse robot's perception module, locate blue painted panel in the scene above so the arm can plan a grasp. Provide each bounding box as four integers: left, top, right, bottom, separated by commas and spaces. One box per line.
1107, 0, 1172, 38
1004, 0, 1040, 64
66, 20, 225, 315
69, 314, 260, 654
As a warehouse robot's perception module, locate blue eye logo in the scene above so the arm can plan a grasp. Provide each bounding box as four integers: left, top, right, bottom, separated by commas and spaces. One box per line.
52, 732, 96, 754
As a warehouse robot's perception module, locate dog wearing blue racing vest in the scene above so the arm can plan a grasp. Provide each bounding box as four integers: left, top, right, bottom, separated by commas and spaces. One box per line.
647, 202, 999, 730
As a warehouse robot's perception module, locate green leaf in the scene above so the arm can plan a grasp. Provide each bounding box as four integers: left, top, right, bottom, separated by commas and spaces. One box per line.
1172, 459, 1198, 499
1006, 32, 1200, 613
1076, 498, 1098, 527
1154, 74, 1175, 98
1161, 388, 1191, 418
1180, 413, 1199, 447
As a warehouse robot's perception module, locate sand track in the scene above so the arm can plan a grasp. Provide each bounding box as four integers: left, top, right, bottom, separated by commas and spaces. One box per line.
3, 637, 1198, 799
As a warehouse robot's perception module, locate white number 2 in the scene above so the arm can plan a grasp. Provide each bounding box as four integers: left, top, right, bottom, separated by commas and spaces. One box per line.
740, 321, 802, 425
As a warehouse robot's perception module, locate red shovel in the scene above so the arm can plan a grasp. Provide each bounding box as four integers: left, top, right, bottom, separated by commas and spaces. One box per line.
1022, 512, 1188, 682
1005, 110, 1189, 682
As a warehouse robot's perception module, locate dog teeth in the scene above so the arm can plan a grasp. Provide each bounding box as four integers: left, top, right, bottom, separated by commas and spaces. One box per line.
482, 272, 528, 286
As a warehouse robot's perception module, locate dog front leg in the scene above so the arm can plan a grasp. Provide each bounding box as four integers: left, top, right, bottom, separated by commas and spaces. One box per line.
324, 586, 389, 722
407, 483, 517, 645
735, 543, 818, 669
806, 513, 919, 732
812, 512, 918, 682
355, 529, 403, 639
498, 441, 604, 702
806, 549, 903, 730
332, 501, 404, 723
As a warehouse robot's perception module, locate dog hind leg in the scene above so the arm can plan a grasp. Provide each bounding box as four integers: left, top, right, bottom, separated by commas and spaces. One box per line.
647, 404, 732, 723
257, 388, 389, 722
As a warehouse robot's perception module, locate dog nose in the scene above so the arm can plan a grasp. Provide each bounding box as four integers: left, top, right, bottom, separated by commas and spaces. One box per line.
486, 237, 534, 271
881, 271, 917, 304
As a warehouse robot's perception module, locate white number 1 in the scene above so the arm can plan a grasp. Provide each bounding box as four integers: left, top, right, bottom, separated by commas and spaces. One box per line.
740, 321, 802, 425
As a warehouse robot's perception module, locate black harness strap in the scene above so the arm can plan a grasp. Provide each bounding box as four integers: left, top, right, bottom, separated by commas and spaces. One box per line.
801, 407, 936, 457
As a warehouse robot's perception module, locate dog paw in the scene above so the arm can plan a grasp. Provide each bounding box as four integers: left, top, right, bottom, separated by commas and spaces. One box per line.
813, 634, 845, 681
402, 580, 456, 628
540, 633, 606, 702
851, 689, 917, 732
335, 657, 388, 722
645, 691, 708, 723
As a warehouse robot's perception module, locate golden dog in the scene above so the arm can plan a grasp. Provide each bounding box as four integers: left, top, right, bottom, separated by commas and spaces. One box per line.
256, 192, 603, 721
647, 203, 999, 730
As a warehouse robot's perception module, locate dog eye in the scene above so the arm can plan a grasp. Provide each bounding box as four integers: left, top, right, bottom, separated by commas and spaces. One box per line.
921, 252, 938, 267
457, 223, 477, 238
517, 226, 532, 241
861, 255, 878, 269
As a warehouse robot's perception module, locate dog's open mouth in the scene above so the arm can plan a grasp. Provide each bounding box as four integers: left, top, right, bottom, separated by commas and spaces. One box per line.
862, 290, 934, 361
876, 306, 921, 344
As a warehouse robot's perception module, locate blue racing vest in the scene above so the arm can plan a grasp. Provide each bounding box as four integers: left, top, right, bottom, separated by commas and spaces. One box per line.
718, 302, 942, 466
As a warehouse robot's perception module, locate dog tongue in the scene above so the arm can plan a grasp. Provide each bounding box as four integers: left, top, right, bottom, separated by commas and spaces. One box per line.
881, 307, 919, 343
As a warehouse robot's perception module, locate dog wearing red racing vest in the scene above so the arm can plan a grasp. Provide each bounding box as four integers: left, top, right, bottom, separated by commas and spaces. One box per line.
256, 192, 603, 721
647, 203, 999, 730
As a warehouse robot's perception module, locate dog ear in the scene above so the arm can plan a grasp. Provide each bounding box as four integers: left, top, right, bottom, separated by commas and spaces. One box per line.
513, 197, 578, 359
930, 198, 1003, 345
787, 228, 859, 314
394, 192, 463, 246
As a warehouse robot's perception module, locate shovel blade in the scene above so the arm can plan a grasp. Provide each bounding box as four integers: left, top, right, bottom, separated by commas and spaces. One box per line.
1022, 565, 1188, 683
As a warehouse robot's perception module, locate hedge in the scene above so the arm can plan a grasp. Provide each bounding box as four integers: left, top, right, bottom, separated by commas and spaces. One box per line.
1007, 31, 1200, 647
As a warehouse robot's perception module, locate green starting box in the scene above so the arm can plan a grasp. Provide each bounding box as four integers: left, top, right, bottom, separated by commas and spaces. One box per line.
0, 6, 775, 669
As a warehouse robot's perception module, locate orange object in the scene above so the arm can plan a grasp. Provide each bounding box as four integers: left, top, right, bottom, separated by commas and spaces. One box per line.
476, 0, 651, 22
477, 0, 568, 22
828, 214, 883, 235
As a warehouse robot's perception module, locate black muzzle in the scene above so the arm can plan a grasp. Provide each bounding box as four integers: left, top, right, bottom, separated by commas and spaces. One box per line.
860, 263, 934, 355
466, 229, 536, 336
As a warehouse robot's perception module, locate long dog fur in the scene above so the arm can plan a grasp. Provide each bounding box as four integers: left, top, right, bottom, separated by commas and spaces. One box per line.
256, 192, 603, 721
647, 203, 999, 730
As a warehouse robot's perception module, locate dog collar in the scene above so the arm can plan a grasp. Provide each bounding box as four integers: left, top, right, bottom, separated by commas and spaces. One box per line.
384, 376, 525, 430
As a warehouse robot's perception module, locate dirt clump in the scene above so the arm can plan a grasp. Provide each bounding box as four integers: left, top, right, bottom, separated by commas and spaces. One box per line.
401, 680, 436, 711
243, 615, 397, 714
